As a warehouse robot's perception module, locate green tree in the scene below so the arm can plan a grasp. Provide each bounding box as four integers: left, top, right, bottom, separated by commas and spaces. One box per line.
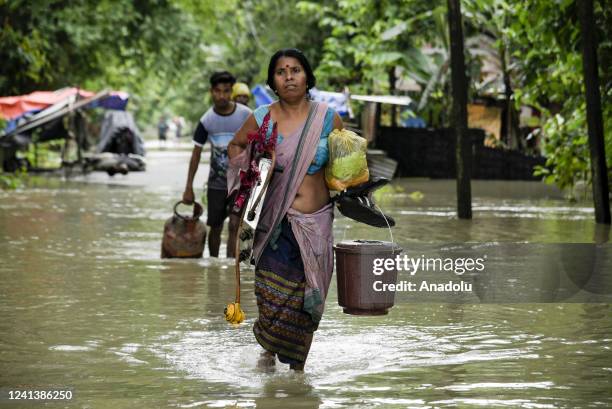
503, 0, 611, 195
171, 0, 328, 122
0, 1, 198, 94
299, 0, 611, 194
297, 0, 441, 94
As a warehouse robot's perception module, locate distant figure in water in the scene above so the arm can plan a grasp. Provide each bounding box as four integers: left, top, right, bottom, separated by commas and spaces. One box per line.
157, 116, 169, 143
173, 116, 185, 139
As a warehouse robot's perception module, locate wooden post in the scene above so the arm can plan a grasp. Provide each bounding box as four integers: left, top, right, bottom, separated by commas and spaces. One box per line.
447, 0, 472, 219
34, 140, 38, 169
578, 0, 610, 224
389, 67, 398, 127
374, 102, 382, 148
74, 111, 84, 166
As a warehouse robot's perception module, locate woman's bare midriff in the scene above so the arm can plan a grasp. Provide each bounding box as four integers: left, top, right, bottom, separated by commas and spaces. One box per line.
290, 170, 330, 214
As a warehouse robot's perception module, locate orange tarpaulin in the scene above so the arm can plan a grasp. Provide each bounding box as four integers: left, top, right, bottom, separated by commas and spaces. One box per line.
0, 88, 95, 120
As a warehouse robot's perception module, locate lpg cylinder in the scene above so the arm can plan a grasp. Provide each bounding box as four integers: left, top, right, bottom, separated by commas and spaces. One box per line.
161, 201, 207, 258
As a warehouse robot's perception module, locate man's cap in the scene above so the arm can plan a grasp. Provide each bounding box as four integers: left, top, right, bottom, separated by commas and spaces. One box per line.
232, 83, 251, 99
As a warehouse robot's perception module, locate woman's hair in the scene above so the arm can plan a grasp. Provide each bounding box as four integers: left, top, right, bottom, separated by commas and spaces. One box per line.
266, 48, 316, 92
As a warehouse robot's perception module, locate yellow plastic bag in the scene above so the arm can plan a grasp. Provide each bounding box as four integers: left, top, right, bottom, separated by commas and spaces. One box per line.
325, 129, 369, 191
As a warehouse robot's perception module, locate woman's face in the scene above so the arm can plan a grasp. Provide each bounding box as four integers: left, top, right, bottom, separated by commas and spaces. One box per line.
273, 56, 308, 100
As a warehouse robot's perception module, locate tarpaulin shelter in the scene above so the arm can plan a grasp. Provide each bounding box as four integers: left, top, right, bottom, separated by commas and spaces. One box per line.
87, 109, 146, 174
0, 88, 93, 120
0, 88, 129, 135
310, 88, 351, 117
0, 88, 130, 172
97, 110, 145, 156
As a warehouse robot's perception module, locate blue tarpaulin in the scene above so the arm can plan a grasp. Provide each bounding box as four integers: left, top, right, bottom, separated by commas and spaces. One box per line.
88, 92, 129, 111
251, 85, 275, 107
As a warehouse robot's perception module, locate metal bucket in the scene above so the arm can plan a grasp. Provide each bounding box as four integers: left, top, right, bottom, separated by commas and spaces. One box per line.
334, 240, 403, 315
161, 201, 207, 258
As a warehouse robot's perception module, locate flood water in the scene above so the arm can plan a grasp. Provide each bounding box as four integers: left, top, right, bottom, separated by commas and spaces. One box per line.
1, 145, 611, 408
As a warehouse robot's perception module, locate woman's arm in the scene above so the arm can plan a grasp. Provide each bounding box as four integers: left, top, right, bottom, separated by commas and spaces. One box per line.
228, 114, 258, 159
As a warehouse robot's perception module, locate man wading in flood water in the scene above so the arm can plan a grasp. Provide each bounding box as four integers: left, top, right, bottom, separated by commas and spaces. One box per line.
183, 71, 252, 257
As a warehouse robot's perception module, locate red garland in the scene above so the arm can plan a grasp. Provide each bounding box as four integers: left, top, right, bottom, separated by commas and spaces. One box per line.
233, 113, 277, 211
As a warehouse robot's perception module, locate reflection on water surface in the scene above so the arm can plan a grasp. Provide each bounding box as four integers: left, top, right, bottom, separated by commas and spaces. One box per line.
0, 149, 610, 408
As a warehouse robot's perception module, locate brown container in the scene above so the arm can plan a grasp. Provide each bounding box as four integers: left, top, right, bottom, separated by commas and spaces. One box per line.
334, 240, 403, 315
161, 201, 207, 258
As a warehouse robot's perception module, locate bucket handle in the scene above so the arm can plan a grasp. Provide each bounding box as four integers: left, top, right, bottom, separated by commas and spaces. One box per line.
375, 203, 394, 244
341, 203, 394, 245
173, 200, 203, 221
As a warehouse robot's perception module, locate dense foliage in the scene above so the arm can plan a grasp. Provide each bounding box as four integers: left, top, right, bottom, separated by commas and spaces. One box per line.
1, 0, 609, 193
0, 0, 328, 124
300, 0, 611, 194
502, 0, 611, 193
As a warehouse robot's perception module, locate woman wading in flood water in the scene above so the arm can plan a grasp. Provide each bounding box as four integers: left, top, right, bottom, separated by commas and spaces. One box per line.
227, 48, 342, 370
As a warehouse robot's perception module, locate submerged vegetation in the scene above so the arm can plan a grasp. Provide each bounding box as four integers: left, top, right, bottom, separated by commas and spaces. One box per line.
0, 172, 24, 190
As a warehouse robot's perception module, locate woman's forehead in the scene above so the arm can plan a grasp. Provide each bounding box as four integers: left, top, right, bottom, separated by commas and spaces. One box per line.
275, 56, 302, 69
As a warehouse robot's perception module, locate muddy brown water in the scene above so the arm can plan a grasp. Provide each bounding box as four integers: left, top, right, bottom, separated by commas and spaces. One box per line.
1, 147, 610, 408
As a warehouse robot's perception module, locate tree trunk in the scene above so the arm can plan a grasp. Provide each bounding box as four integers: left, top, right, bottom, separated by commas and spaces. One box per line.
447, 0, 472, 219
578, 0, 610, 224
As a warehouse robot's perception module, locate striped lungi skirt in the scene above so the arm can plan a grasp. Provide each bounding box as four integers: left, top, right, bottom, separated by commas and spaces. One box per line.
253, 217, 317, 365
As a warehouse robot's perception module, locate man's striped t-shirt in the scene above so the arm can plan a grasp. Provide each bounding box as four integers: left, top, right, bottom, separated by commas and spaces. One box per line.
192, 103, 251, 191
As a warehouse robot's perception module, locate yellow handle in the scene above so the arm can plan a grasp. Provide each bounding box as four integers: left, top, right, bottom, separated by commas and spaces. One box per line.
225, 302, 245, 324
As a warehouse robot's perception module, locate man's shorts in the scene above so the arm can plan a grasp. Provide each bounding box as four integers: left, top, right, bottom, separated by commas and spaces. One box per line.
207, 188, 232, 227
